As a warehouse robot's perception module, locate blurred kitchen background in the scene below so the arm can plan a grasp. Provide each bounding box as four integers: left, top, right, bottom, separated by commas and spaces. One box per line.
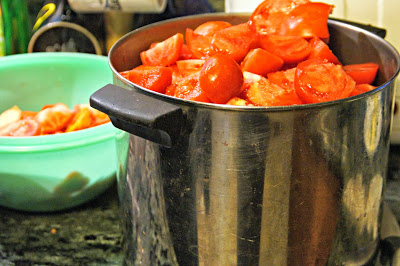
2, 0, 399, 56
2, 0, 400, 135
0, 0, 225, 57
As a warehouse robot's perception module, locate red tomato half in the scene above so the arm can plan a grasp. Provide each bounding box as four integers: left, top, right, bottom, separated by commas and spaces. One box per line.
307, 37, 341, 65
140, 33, 184, 66
126, 65, 172, 93
294, 59, 355, 103
209, 23, 258, 62
259, 35, 311, 64
241, 48, 284, 76
199, 54, 244, 104
342, 63, 379, 85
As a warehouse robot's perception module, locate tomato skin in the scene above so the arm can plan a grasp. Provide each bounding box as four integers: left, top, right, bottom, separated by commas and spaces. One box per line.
294, 59, 356, 103
241, 48, 284, 76
278, 2, 333, 40
140, 33, 184, 66
199, 54, 244, 104
342, 63, 379, 85
126, 65, 172, 94
259, 34, 311, 64
209, 23, 258, 62
350, 83, 376, 97
172, 73, 211, 103
249, 0, 332, 40
307, 37, 341, 65
194, 21, 233, 36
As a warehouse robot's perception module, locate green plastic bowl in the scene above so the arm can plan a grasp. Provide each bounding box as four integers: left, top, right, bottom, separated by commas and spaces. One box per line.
0, 52, 128, 212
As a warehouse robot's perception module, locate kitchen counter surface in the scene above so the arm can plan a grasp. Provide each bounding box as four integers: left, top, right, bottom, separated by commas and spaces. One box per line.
0, 183, 123, 265
2, 146, 400, 265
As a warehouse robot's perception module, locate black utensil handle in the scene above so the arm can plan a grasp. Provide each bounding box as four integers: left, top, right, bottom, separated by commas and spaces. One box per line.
90, 84, 184, 148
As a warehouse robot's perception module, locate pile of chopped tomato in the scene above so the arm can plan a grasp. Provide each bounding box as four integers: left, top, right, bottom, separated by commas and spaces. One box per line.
0, 103, 110, 137
119, 0, 380, 107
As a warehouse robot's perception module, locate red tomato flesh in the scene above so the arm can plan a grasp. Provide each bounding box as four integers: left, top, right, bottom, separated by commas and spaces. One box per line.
243, 74, 302, 106
307, 37, 342, 65
185, 21, 232, 59
210, 23, 258, 62
259, 35, 311, 64
241, 48, 284, 76
226, 97, 252, 106
0, 118, 40, 136
350, 83, 377, 96
35, 103, 74, 135
140, 33, 184, 66
295, 59, 356, 103
267, 67, 296, 93
342, 63, 379, 85
125, 65, 172, 93
176, 59, 205, 77
171, 73, 211, 103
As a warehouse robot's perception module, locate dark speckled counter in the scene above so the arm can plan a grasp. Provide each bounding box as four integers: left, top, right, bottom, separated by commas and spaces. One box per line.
2, 146, 400, 265
0, 183, 123, 265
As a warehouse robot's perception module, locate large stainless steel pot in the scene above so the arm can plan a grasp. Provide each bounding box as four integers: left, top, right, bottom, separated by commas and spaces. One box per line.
90, 14, 400, 265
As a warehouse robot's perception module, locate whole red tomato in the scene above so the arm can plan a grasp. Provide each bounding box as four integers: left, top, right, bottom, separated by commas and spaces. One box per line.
199, 54, 244, 104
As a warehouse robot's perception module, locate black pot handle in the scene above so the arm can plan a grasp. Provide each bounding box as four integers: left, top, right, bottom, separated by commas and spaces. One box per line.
90, 84, 184, 148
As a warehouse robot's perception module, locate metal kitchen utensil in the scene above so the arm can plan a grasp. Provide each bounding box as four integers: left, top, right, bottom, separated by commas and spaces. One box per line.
90, 14, 400, 265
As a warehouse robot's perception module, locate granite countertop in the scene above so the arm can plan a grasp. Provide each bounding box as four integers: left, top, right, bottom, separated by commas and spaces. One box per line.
2, 147, 400, 265
0, 183, 123, 265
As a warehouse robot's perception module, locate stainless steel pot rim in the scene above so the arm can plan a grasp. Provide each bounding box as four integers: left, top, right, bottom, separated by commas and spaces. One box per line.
109, 13, 400, 112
